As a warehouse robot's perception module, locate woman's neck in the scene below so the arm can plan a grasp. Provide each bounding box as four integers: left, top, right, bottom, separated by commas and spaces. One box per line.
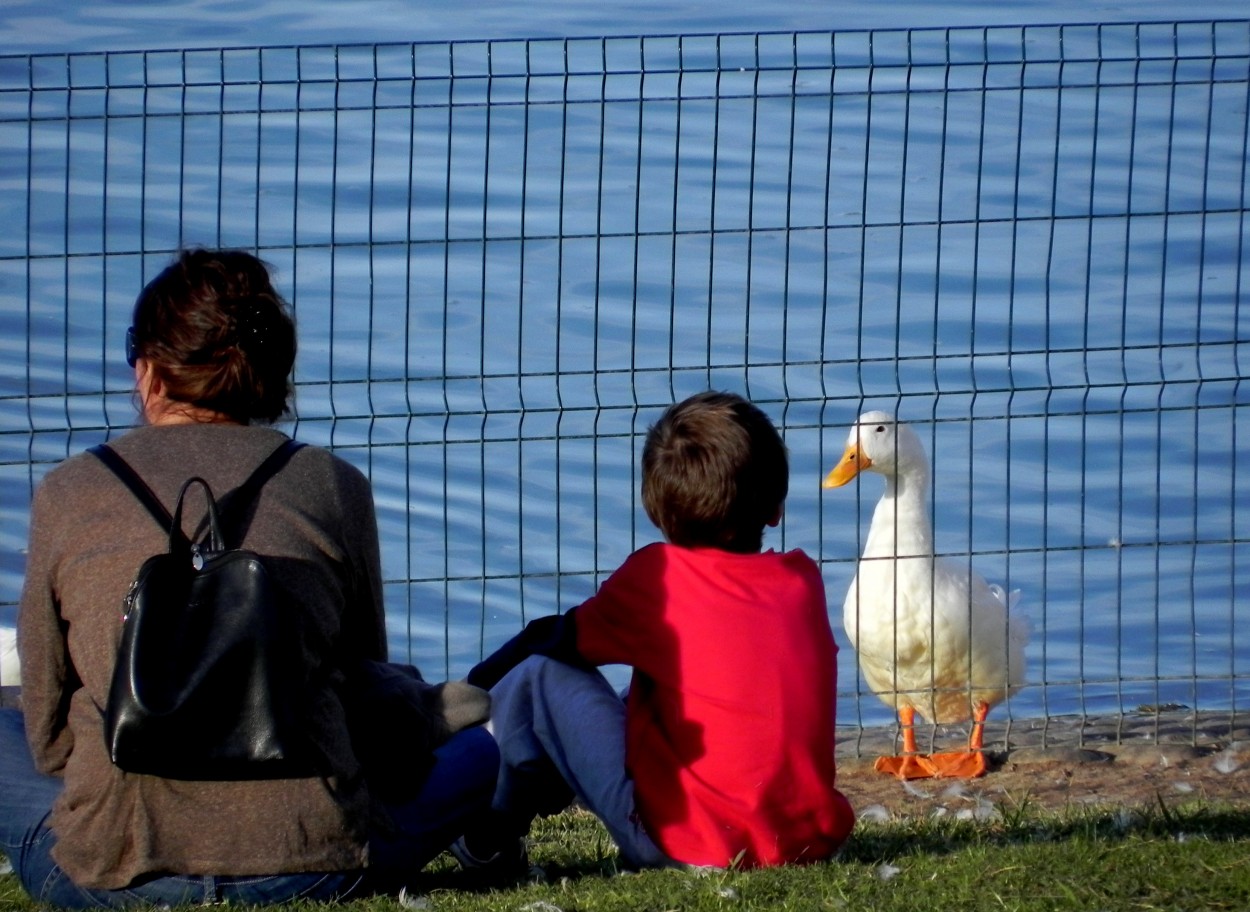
143, 399, 237, 427
136, 357, 239, 427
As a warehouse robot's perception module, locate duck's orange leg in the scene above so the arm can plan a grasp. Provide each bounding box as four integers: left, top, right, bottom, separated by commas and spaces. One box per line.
969, 699, 989, 752
874, 702, 990, 780
874, 706, 940, 779
923, 700, 989, 779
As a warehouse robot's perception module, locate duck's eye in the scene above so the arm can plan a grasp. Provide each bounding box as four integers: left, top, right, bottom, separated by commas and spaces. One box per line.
875, 425, 885, 433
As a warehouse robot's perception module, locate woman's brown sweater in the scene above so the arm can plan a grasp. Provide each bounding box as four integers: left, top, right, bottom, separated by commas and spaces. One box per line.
18, 423, 387, 889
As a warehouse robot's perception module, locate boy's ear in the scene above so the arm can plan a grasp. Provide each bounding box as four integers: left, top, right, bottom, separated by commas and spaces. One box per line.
767, 505, 783, 527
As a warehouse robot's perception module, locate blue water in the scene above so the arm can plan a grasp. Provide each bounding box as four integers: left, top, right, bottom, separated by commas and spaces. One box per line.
1, 1, 1244, 52
1, 1, 1247, 728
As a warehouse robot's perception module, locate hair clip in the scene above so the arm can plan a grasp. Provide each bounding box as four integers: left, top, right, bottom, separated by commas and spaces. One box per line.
235, 302, 268, 353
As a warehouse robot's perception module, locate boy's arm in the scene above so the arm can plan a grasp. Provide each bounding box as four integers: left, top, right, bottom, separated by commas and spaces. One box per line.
466, 610, 585, 690
468, 544, 663, 689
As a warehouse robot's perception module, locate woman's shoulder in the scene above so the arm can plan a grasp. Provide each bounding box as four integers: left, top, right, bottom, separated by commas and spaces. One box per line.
283, 437, 372, 494
48, 424, 371, 504
267, 439, 378, 532
34, 444, 117, 498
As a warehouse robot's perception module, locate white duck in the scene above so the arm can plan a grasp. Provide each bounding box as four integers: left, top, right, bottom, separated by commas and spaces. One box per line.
824, 411, 1027, 779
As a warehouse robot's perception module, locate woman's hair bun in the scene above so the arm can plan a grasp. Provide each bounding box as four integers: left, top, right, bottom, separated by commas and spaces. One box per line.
132, 248, 297, 424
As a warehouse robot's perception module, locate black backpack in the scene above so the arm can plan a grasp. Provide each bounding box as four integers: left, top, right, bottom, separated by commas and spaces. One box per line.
90, 439, 313, 780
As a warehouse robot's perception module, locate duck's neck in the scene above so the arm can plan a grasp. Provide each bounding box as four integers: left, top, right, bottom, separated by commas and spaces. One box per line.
865, 466, 934, 558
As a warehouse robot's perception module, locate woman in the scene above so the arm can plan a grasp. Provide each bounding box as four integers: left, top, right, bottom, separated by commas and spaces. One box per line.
0, 248, 499, 907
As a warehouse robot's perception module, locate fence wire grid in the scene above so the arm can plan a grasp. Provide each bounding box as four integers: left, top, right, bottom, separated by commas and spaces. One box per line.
1, 20, 1247, 752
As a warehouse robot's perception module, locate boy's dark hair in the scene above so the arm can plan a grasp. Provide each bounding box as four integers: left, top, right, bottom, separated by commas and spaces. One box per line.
641, 390, 789, 553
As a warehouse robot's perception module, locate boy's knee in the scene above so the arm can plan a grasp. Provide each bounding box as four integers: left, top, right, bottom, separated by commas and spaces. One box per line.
514, 654, 556, 678
490, 656, 618, 737
489, 655, 548, 706
494, 655, 587, 696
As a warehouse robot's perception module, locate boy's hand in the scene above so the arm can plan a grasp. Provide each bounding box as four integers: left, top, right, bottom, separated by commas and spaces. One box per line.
467, 612, 583, 690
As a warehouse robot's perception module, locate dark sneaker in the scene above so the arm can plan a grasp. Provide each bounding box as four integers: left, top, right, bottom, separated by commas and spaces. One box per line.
449, 835, 544, 883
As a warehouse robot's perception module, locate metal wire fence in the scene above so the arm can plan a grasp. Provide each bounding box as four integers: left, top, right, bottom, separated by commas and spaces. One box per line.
1, 20, 1247, 750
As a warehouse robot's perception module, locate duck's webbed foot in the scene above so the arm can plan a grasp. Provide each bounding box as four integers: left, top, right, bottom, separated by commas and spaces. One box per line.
874, 753, 941, 779
918, 749, 986, 778
874, 703, 989, 779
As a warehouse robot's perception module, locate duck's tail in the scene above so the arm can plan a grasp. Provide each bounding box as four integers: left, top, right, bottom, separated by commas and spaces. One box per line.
988, 584, 1030, 692
987, 584, 1020, 611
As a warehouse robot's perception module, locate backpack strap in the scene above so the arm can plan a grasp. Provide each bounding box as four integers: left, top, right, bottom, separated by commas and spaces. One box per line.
90, 438, 306, 548
89, 443, 177, 533
217, 439, 306, 541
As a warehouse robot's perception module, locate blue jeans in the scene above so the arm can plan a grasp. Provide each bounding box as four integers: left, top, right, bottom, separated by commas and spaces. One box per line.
0, 708, 498, 908
487, 657, 672, 869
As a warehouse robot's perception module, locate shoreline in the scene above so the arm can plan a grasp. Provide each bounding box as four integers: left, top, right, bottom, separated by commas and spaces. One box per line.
5, 684, 1244, 760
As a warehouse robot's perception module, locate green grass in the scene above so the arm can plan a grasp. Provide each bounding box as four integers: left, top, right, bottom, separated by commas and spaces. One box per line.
4, 801, 1249, 911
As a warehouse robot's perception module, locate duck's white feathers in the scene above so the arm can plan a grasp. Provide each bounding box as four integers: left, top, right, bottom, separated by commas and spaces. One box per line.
835, 411, 1028, 725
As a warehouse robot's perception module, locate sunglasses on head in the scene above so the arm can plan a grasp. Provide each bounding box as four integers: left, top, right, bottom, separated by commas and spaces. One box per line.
125, 327, 139, 368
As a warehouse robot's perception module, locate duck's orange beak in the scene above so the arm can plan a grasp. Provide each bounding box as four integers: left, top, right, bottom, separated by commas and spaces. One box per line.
823, 442, 870, 488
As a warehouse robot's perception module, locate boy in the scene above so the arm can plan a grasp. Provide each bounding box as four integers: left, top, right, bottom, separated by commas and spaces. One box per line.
457, 391, 855, 873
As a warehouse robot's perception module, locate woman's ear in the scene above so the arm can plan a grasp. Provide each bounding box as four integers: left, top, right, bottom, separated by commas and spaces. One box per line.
136, 358, 153, 394
135, 359, 165, 423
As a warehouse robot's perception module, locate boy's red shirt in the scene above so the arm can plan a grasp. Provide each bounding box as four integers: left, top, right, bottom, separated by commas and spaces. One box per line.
571, 542, 855, 868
